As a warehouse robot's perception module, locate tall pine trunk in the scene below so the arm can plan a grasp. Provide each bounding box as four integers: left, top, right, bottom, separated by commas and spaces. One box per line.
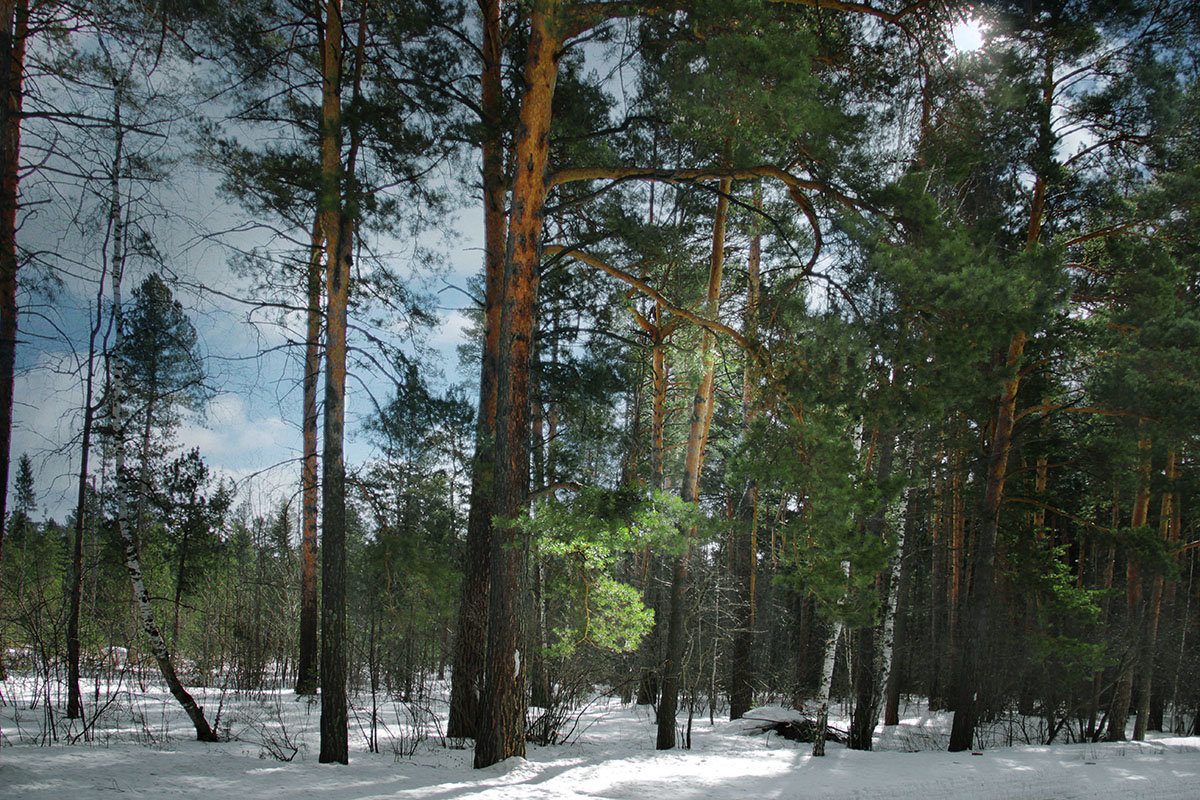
449, 0, 505, 740
948, 331, 1027, 752
295, 219, 323, 696
0, 0, 26, 680
1108, 434, 1152, 741
317, 0, 349, 763
729, 183, 761, 721
473, 0, 561, 768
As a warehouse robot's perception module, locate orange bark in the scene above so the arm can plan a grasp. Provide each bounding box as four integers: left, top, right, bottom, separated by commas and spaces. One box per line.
317, 0, 349, 765
475, 0, 562, 769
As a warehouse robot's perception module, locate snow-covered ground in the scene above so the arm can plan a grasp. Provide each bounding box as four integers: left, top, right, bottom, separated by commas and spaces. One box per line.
3, 673, 1199, 799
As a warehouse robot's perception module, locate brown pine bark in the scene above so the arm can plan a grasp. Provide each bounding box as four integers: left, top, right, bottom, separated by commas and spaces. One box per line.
473, 0, 562, 769
449, 0, 505, 740
657, 175, 730, 750
1134, 447, 1176, 738
0, 0, 27, 678
317, 0, 349, 764
1107, 434, 1152, 742
947, 46, 1056, 751
296, 220, 323, 696
948, 331, 1028, 751
632, 301, 671, 706
928, 464, 947, 709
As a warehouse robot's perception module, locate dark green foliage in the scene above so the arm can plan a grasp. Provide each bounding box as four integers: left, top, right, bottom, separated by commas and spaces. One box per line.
117, 273, 208, 417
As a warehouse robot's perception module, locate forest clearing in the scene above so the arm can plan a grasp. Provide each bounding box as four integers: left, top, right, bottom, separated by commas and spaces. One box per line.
1, 0, 1199, 795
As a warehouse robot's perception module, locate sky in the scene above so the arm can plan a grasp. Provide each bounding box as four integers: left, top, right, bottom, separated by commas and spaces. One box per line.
13, 150, 485, 525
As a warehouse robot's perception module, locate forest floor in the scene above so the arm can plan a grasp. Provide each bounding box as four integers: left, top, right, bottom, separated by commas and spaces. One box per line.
2, 672, 1199, 799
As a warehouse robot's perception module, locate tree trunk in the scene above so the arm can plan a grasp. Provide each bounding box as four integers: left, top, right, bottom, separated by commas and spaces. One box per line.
449, 0, 505, 740
317, 0, 349, 763
928, 472, 947, 710
656, 551, 689, 750
657, 175, 730, 750
883, 488, 917, 726
1134, 446, 1174, 740
118, 516, 219, 740
473, 1, 561, 769
849, 428, 898, 750
1107, 434, 1151, 742
729, 182, 761, 722
849, 623, 877, 750
634, 302, 670, 706
948, 331, 1027, 752
0, 0, 27, 681
67, 286, 104, 720
295, 219, 323, 696
813, 608, 844, 757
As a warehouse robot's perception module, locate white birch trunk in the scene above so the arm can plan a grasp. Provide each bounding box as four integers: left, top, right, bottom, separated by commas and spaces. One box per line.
879, 490, 911, 715
813, 559, 849, 757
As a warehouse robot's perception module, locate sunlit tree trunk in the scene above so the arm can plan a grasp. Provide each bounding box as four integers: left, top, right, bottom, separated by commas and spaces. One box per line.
473, 0, 562, 769
317, 0, 349, 764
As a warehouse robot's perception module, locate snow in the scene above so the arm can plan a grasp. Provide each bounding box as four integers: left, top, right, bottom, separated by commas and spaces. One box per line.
3, 675, 1200, 799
